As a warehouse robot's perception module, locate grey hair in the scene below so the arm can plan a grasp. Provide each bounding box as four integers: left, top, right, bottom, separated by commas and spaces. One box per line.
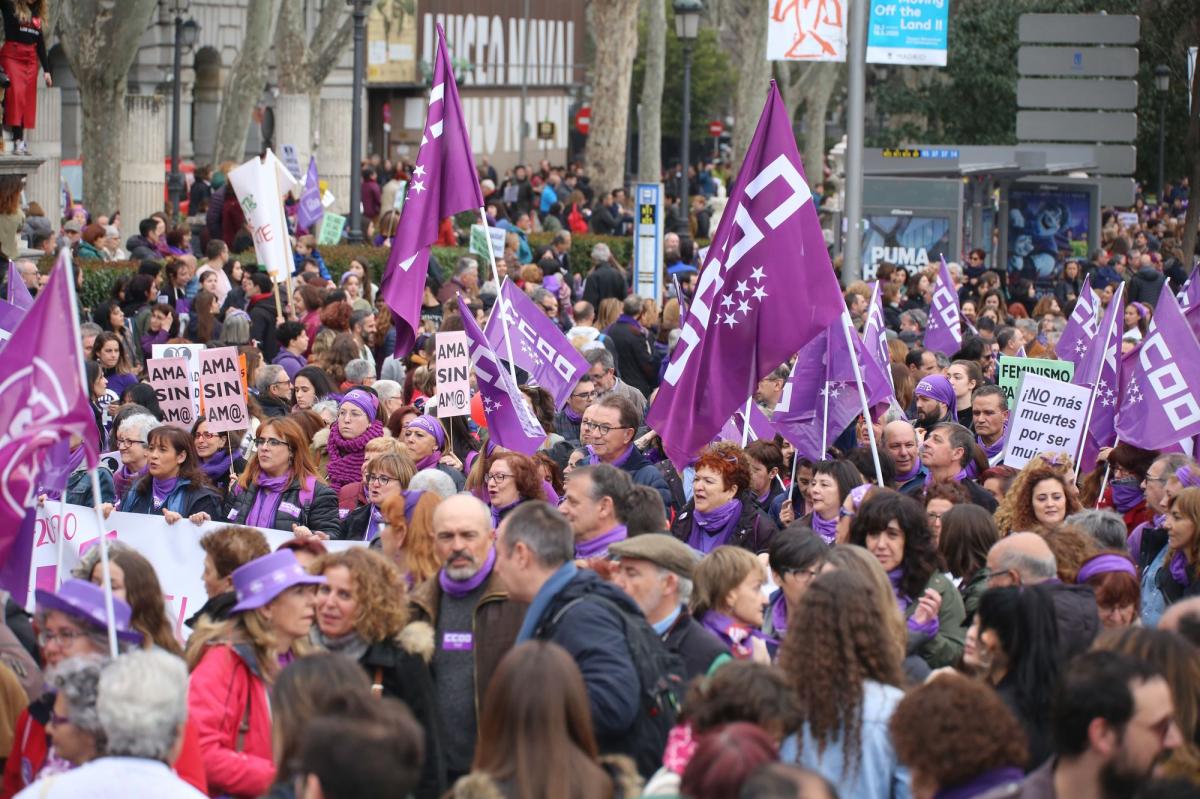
79, 321, 102, 338
584, 348, 615, 370
220, 312, 251, 346
254, 364, 287, 395
900, 309, 928, 330
622, 294, 643, 316
993, 548, 1058, 583
529, 287, 553, 305
658, 567, 694, 606
878, 406, 907, 425
312, 399, 339, 419
933, 351, 951, 369
350, 308, 375, 330
570, 463, 633, 506
590, 243, 611, 262
1154, 453, 1195, 475
72, 541, 136, 582
49, 656, 107, 741
344, 358, 373, 385
453, 256, 478, 277
118, 412, 160, 442
408, 468, 458, 499
1065, 510, 1129, 551
499, 501, 574, 568
98, 649, 189, 763
372, 379, 402, 404
1015, 318, 1038, 337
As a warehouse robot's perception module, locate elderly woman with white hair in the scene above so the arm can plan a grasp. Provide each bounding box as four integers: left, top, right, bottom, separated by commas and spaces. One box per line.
111, 412, 160, 500
372, 379, 404, 421
43, 657, 106, 769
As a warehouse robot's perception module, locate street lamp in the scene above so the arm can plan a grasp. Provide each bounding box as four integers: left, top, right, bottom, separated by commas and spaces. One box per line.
1155, 64, 1169, 203
673, 0, 702, 222
347, 0, 369, 244
168, 3, 199, 220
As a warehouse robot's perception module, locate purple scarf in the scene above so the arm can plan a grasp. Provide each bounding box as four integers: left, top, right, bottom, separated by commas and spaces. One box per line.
699, 609, 769, 659
114, 463, 148, 499
770, 595, 788, 637
562, 405, 582, 423
151, 477, 179, 509
326, 419, 384, 490
809, 511, 838, 544
1111, 479, 1144, 513
889, 567, 939, 637
895, 458, 922, 484
141, 328, 169, 356
933, 767, 1025, 799
608, 314, 644, 335
1169, 550, 1192, 586
688, 498, 742, 553
200, 448, 234, 482
589, 444, 635, 468
977, 431, 1006, 460
925, 467, 969, 486
365, 505, 384, 542
246, 472, 292, 527
575, 524, 628, 559
439, 547, 497, 598
414, 452, 441, 471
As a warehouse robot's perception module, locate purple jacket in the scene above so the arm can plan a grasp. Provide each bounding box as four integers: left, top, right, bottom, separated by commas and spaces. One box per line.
272, 349, 307, 381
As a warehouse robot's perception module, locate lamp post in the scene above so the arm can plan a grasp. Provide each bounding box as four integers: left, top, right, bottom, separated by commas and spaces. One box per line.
673, 0, 701, 219
168, 4, 199, 221
1155, 64, 1169, 203
347, 0, 369, 244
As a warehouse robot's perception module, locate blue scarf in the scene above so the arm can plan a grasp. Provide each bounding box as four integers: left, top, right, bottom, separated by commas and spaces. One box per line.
516, 562, 578, 642
688, 498, 742, 553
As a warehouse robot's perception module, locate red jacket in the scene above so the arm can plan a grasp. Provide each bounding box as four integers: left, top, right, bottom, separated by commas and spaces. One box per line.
188, 644, 274, 798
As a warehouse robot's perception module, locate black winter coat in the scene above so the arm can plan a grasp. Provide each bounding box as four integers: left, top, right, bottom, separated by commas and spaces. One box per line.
607, 320, 659, 398
662, 606, 727, 680
119, 477, 223, 519
583, 263, 627, 311
247, 293, 280, 361
669, 491, 779, 554
223, 476, 341, 534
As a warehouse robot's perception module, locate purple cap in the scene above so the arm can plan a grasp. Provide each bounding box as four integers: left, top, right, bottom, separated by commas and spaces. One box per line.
404, 415, 446, 450
914, 374, 958, 420
230, 550, 326, 613
35, 579, 143, 644
340, 388, 379, 420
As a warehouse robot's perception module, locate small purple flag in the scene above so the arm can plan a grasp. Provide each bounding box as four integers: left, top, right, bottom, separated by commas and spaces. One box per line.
297, 156, 324, 231
7, 261, 33, 310
715, 402, 777, 444
483, 279, 589, 410
381, 25, 484, 358
457, 295, 547, 455
1073, 282, 1125, 472
861, 280, 895, 393
672, 274, 688, 324
1116, 284, 1200, 450
0, 297, 22, 345
922, 256, 961, 356
1185, 300, 1200, 342
1056, 274, 1099, 365
1179, 269, 1199, 313
646, 81, 844, 468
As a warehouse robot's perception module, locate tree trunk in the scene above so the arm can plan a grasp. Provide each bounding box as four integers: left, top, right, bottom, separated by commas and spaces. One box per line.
726, 0, 769, 175
800, 62, 838, 183
637, 0, 666, 184
213, 0, 284, 165
57, 0, 158, 215
588, 0, 640, 195
1181, 18, 1200, 270
275, 0, 309, 93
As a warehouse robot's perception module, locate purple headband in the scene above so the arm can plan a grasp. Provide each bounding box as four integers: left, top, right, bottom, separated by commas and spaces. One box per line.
1177, 466, 1200, 490
1076, 554, 1137, 584
405, 415, 446, 449
914, 374, 957, 419
340, 388, 379, 420
1132, 302, 1149, 320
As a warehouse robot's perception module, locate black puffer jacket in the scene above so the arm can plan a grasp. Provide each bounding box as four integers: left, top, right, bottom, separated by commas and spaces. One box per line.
669, 491, 778, 554
222, 475, 340, 534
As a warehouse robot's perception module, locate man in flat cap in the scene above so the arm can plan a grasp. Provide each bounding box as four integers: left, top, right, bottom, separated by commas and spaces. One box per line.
610, 534, 727, 679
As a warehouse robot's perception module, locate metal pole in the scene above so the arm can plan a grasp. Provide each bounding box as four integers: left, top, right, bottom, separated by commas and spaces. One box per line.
518, 0, 530, 166
680, 43, 692, 219
168, 13, 183, 220
1158, 91, 1167, 202
842, 0, 868, 286
347, 0, 367, 244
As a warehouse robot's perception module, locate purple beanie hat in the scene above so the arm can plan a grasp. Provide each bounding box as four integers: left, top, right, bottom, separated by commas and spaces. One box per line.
914, 374, 957, 419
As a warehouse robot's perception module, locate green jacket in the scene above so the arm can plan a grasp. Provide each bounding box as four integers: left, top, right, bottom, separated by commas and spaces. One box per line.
959, 567, 991, 623
905, 570, 967, 669
77, 241, 105, 260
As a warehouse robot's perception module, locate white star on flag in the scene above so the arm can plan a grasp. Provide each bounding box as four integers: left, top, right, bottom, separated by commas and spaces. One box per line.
483, 397, 503, 413
724, 312, 739, 327
411, 180, 426, 195
1074, 339, 1087, 355
721, 295, 735, 310
750, 266, 766, 282
752, 285, 768, 301
413, 164, 426, 179
735, 280, 750, 295
737, 299, 751, 315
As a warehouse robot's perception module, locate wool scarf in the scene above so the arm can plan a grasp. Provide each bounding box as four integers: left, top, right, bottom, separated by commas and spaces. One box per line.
688, 499, 742, 553
326, 419, 384, 490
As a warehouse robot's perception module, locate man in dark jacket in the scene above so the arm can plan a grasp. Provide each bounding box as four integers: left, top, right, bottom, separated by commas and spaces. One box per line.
498, 502, 642, 759
125, 217, 163, 262
254, 364, 292, 418
608, 295, 661, 398
610, 535, 727, 679
582, 395, 673, 511
246, 272, 281, 361
583, 243, 627, 310
589, 191, 620, 235
920, 422, 998, 513
1127, 253, 1168, 308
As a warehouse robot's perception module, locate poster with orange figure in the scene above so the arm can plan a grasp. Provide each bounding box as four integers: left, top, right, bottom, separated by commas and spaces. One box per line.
768, 0, 846, 62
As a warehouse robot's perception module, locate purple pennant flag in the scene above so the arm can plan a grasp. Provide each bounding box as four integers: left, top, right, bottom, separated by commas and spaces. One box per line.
1185, 300, 1200, 342
457, 295, 547, 455
1073, 282, 1125, 472
381, 25, 484, 358
0, 297, 23, 344
0, 251, 99, 599
7, 261, 33, 310
715, 401, 777, 444
483, 279, 589, 410
1116, 284, 1200, 450
1056, 274, 1099, 365
922, 256, 961, 357
296, 156, 324, 232
1179, 269, 1199, 313
861, 281, 894, 393
672, 274, 688, 324
646, 81, 844, 468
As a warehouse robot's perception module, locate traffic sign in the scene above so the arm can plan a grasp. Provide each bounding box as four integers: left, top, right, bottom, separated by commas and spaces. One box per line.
537, 121, 556, 140
1016, 78, 1138, 110
1017, 111, 1137, 142
1018, 46, 1139, 77
1018, 14, 1139, 44
708, 120, 723, 137
575, 107, 590, 136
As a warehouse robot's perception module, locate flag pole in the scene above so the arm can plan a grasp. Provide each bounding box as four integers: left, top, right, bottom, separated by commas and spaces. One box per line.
1095, 437, 1119, 509
1076, 283, 1123, 470
494, 277, 520, 385
54, 494, 68, 587
820, 339, 831, 457
841, 310, 885, 488
741, 344, 756, 447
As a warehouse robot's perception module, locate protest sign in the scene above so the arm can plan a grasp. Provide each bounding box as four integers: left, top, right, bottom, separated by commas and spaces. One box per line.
199, 346, 249, 433
152, 343, 203, 419
227, 150, 298, 283
1003, 372, 1092, 469
997, 355, 1074, 406
27, 505, 362, 640
146, 357, 195, 428
469, 223, 505, 263
318, 211, 347, 246
435, 331, 470, 417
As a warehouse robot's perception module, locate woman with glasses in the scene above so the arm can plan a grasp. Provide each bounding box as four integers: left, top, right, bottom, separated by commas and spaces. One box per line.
110, 412, 160, 500
483, 451, 545, 527
325, 388, 385, 492
103, 426, 222, 522
190, 418, 245, 498
338, 452, 417, 541
761, 527, 827, 640
189, 417, 340, 536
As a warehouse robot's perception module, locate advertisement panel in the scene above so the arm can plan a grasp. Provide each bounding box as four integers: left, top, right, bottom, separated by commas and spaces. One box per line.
861, 212, 952, 280
1006, 184, 1095, 291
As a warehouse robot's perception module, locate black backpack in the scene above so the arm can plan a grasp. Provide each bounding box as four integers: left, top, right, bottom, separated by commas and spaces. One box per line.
541, 592, 686, 777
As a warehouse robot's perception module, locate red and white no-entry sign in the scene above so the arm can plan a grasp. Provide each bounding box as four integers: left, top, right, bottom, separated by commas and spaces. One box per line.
576, 107, 591, 135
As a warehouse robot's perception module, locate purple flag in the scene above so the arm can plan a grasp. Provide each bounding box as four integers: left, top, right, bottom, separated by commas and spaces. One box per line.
1073, 282, 1125, 472
483, 279, 589, 410
0, 252, 99, 599
1056, 274, 1099, 365
1116, 285, 1200, 450
457, 295, 547, 455
0, 297, 22, 345
1179, 269, 1199, 313
672, 274, 688, 324
646, 81, 844, 467
922, 256, 961, 356
7, 261, 33, 310
1185, 300, 1200, 342
296, 156, 324, 231
715, 402, 777, 444
381, 25, 484, 358
861, 281, 894, 393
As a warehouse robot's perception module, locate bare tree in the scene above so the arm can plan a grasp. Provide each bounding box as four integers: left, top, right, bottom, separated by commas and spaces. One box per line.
1180, 16, 1200, 269
58, 0, 158, 215
637, 0, 666, 183
776, 61, 840, 182
724, 0, 769, 175
588, 0, 640, 195
212, 0, 284, 165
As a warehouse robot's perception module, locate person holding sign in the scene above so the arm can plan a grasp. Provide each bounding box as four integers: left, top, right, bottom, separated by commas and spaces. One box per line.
103, 426, 222, 523
191, 418, 246, 499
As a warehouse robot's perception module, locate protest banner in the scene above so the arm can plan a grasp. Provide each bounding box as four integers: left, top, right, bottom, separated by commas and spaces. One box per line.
997, 355, 1074, 405
152, 343, 203, 419
1003, 372, 1092, 469
146, 357, 195, 428
227, 150, 298, 283
199, 346, 249, 433
435, 331, 470, 417
318, 211, 347, 246
28, 505, 362, 641
469, 223, 505, 265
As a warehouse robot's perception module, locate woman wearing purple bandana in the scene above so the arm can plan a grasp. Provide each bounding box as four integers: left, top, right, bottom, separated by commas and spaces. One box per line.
191, 417, 246, 498
403, 414, 467, 491
1076, 551, 1140, 629
848, 490, 966, 669
103, 427, 221, 522
692, 547, 772, 661
668, 445, 778, 555
1139, 487, 1200, 627
326, 389, 385, 492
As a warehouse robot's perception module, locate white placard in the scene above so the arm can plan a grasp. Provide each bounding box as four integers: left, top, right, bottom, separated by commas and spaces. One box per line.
1003, 371, 1092, 469
435, 331, 470, 417
152, 343, 203, 421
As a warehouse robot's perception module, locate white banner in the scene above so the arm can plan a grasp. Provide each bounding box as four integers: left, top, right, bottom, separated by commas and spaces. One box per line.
227, 150, 299, 283
767, 2, 847, 62
1003, 372, 1091, 469
27, 505, 363, 642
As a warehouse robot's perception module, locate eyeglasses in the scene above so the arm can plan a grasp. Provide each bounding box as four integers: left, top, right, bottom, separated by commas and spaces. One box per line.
254, 436, 290, 449
1143, 476, 1169, 486
783, 567, 820, 580
116, 437, 146, 449
38, 629, 87, 647
581, 420, 628, 436
365, 473, 395, 486
927, 511, 944, 522
272, 381, 292, 389
541, 304, 557, 313
571, 390, 596, 401
194, 431, 220, 441
485, 472, 513, 484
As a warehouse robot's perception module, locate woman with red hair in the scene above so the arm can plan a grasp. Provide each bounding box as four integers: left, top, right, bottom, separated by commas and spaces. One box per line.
668, 443, 778, 554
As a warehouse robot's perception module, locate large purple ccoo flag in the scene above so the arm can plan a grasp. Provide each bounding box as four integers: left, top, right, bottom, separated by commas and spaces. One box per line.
381, 25, 483, 358
646, 81, 844, 467
457, 295, 547, 455
1073, 282, 1125, 472
1056, 274, 1099, 365
296, 156, 325, 231
483, 279, 589, 410
0, 252, 98, 600
1116, 285, 1200, 450
922, 256, 961, 357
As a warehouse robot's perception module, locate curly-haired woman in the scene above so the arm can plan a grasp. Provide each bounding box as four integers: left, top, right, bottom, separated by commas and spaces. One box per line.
310, 547, 444, 798
777, 569, 907, 799
994, 456, 1083, 537
669, 444, 778, 554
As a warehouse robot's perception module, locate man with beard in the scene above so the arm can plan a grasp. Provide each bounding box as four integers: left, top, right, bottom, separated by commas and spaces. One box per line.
1020, 650, 1181, 798
884, 420, 926, 495
971, 385, 1009, 467
407, 494, 527, 784
913, 374, 957, 433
